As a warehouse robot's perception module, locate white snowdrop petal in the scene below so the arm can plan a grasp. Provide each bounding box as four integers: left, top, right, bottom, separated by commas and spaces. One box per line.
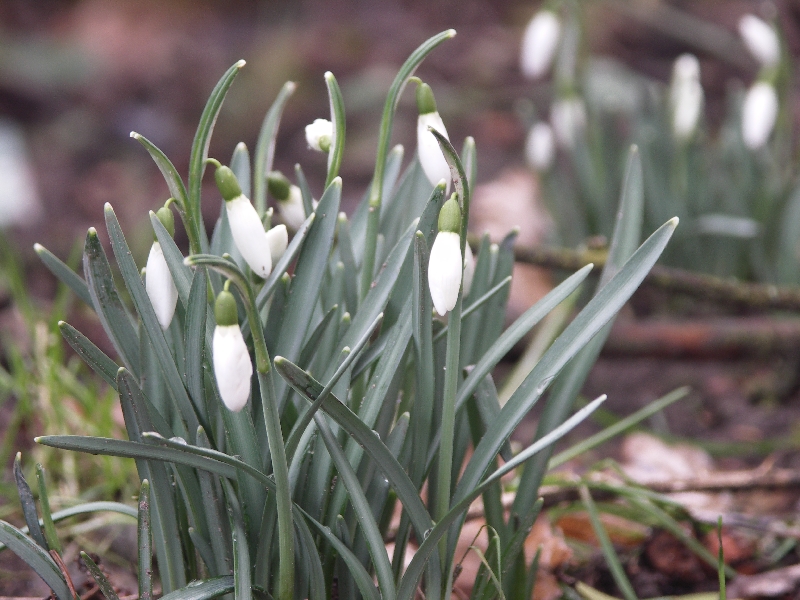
550, 98, 587, 149
428, 231, 462, 316
266, 224, 288, 262
417, 112, 452, 192
226, 195, 272, 278
742, 82, 778, 149
145, 242, 178, 330
520, 11, 562, 79
305, 118, 333, 152
213, 324, 253, 412
739, 15, 780, 68
670, 54, 703, 141
277, 185, 306, 230
462, 243, 475, 297
525, 122, 555, 170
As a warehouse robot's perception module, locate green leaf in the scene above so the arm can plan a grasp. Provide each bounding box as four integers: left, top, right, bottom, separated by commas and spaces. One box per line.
58, 321, 120, 391
105, 204, 202, 433
83, 227, 141, 377
188, 61, 245, 250
453, 218, 677, 553
13, 454, 47, 550
34, 243, 92, 307
222, 480, 252, 600
325, 72, 346, 188
184, 271, 209, 417
295, 163, 314, 218
35, 464, 61, 553
150, 211, 194, 304
253, 81, 296, 215
230, 142, 252, 199
130, 133, 189, 212
195, 427, 232, 577
80, 551, 121, 600
158, 576, 235, 600
138, 479, 153, 600
0, 520, 71, 600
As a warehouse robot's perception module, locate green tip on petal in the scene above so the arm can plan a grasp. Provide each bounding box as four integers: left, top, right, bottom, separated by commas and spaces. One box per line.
267, 171, 291, 201
215, 165, 243, 201
155, 206, 175, 237
214, 289, 239, 326
416, 82, 438, 115
438, 195, 461, 233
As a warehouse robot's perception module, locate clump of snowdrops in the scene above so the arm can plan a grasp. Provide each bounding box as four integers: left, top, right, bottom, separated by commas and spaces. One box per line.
1, 30, 677, 600
522, 4, 796, 284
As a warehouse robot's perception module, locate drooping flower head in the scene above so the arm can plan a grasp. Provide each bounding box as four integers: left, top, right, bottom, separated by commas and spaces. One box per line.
416, 82, 452, 193
742, 81, 778, 149
305, 118, 333, 153
213, 285, 253, 412
670, 54, 704, 142
215, 164, 272, 278
145, 205, 178, 330
525, 121, 555, 170
428, 194, 463, 316
550, 95, 587, 150
739, 14, 780, 68
268, 170, 306, 230
520, 10, 562, 80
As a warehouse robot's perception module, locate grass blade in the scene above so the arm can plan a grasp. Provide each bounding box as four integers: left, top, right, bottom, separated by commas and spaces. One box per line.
58, 321, 120, 391
13, 454, 47, 550
80, 551, 121, 600
324, 72, 346, 188
138, 479, 153, 600
35, 464, 61, 553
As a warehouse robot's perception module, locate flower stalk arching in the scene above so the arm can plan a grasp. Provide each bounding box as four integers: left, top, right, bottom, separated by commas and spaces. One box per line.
360, 29, 456, 301
184, 253, 294, 600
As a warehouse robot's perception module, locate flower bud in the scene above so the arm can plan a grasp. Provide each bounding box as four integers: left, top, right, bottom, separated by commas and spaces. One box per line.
416, 83, 452, 192
520, 10, 561, 79
739, 14, 780, 68
266, 224, 288, 262
428, 196, 463, 316
742, 81, 778, 149
213, 289, 252, 413
145, 240, 178, 330
214, 164, 272, 278
277, 185, 307, 230
525, 122, 555, 170
305, 118, 333, 153
670, 54, 704, 141
462, 243, 475, 297
550, 96, 587, 149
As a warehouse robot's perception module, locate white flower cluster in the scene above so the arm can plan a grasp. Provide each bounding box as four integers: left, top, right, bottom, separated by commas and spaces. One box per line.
738, 14, 781, 149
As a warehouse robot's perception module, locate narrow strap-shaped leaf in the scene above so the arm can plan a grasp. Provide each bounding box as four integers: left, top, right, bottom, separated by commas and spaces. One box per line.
336, 213, 359, 313
230, 142, 252, 200
184, 271, 209, 415
301, 514, 381, 600
253, 81, 296, 216
452, 219, 677, 539
80, 551, 121, 600
396, 396, 607, 600
138, 479, 153, 600
105, 204, 202, 433
316, 416, 395, 600
34, 243, 92, 307
131, 133, 189, 210
297, 303, 339, 369
324, 72, 346, 188
195, 427, 232, 577
433, 276, 512, 344
188, 60, 245, 251
150, 211, 193, 304
0, 520, 71, 600
295, 163, 314, 218
222, 480, 252, 600
58, 321, 119, 390
35, 465, 60, 553
13, 454, 47, 550
83, 227, 141, 377
294, 509, 326, 600
274, 358, 434, 540
158, 576, 235, 600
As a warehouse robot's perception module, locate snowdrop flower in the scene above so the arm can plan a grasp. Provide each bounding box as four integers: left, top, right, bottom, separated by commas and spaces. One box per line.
145, 206, 178, 330
462, 242, 475, 297
520, 10, 561, 79
670, 54, 704, 141
213, 287, 252, 412
525, 121, 555, 170
215, 164, 272, 278
416, 82, 452, 193
305, 118, 333, 153
550, 96, 587, 149
266, 224, 288, 262
742, 81, 778, 149
739, 14, 780, 68
428, 195, 463, 316
268, 171, 306, 230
